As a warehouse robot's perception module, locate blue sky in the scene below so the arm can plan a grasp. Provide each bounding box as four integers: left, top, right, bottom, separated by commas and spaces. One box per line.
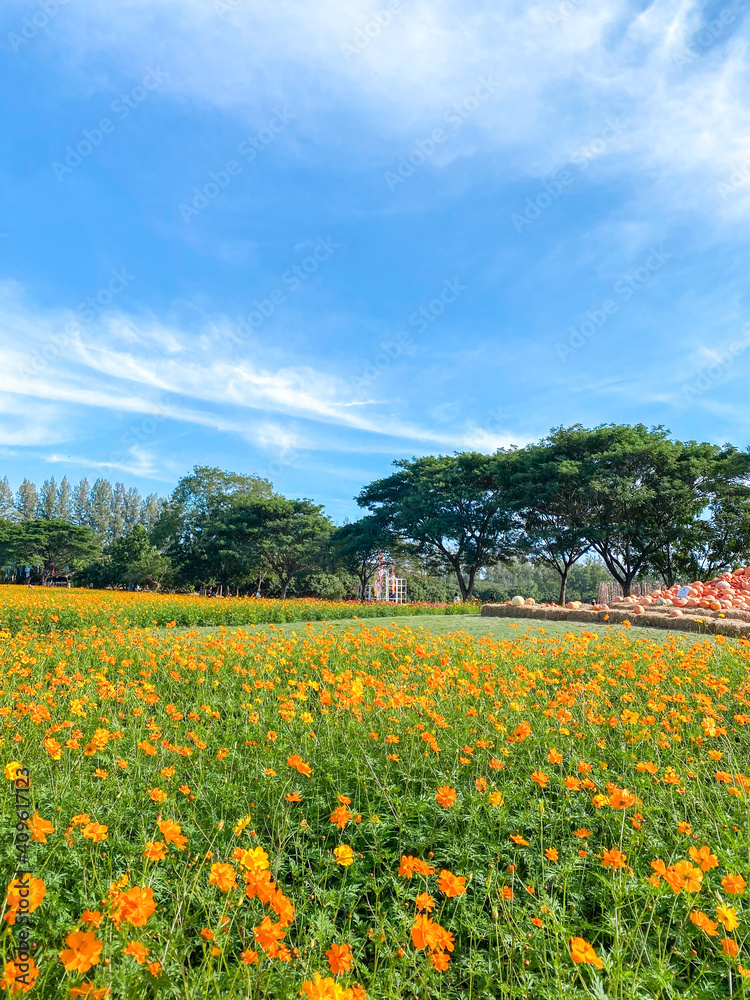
2, 0, 750, 521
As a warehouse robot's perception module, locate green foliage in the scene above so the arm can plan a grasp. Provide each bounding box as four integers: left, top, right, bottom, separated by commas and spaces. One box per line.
0, 519, 100, 583
358, 453, 518, 600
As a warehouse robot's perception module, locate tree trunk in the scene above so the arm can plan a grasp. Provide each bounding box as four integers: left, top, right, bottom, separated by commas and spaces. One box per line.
558, 567, 569, 606
281, 579, 291, 598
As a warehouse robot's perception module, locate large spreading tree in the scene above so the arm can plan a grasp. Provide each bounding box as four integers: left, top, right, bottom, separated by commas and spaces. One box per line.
357, 453, 518, 600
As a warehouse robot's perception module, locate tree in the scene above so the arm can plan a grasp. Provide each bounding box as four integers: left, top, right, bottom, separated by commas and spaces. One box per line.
508, 440, 593, 605
140, 494, 163, 531
72, 479, 90, 526
0, 478, 16, 522
152, 466, 273, 587
15, 480, 38, 521
330, 516, 396, 600
554, 424, 718, 596
55, 476, 73, 521
0, 520, 100, 584
108, 526, 171, 590
651, 445, 750, 582
216, 496, 332, 597
88, 479, 114, 542
357, 453, 518, 600
36, 478, 58, 519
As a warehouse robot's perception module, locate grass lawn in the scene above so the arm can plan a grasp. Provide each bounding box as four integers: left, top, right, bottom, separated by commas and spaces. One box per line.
174, 612, 699, 645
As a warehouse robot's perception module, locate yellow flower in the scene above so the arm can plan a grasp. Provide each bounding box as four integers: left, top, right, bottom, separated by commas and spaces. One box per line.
3, 761, 22, 781
334, 845, 355, 867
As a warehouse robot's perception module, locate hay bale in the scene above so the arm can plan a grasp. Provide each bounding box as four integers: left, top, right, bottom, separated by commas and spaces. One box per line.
566, 610, 601, 623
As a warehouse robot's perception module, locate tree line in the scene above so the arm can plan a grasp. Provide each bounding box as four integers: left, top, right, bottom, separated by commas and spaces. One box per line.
1, 424, 749, 601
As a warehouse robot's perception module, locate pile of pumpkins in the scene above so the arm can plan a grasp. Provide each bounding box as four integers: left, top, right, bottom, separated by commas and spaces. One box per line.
506, 566, 750, 619
613, 566, 750, 617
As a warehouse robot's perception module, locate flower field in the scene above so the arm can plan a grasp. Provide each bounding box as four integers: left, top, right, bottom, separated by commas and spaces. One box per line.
2, 607, 750, 997
0, 588, 475, 635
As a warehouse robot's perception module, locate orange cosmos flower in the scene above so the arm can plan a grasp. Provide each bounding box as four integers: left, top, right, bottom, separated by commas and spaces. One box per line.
157, 819, 187, 850
570, 936, 603, 969
286, 791, 302, 803
601, 848, 627, 870
80, 910, 103, 928
510, 834, 529, 846
411, 914, 439, 951
330, 805, 352, 830
689, 845, 718, 871
326, 942, 353, 975
673, 861, 703, 892
415, 893, 435, 911
608, 788, 636, 810
148, 788, 168, 803
143, 841, 168, 861
429, 950, 451, 971
240, 948, 259, 965
28, 812, 54, 843
69, 984, 110, 999
138, 741, 157, 756
508, 721, 531, 742
81, 822, 108, 842
723, 874, 747, 895
253, 916, 286, 952
690, 910, 719, 936
111, 886, 157, 929
722, 938, 739, 958
435, 786, 457, 808
209, 863, 237, 891
573, 829, 591, 838
334, 845, 354, 867
547, 748, 563, 765
475, 777, 487, 793
501, 886, 514, 900
286, 755, 312, 777
531, 771, 549, 788
545, 848, 559, 862
59, 930, 103, 974
270, 888, 295, 926
300, 972, 343, 999
123, 941, 149, 965
0, 956, 39, 994
438, 870, 466, 897
488, 792, 504, 806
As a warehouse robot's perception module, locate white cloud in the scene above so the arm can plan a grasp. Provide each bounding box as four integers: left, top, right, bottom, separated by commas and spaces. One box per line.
34, 0, 749, 226
0, 280, 522, 455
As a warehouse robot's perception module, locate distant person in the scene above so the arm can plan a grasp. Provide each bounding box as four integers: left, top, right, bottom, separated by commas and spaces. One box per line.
489, 591, 496, 602
453, 592, 461, 604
